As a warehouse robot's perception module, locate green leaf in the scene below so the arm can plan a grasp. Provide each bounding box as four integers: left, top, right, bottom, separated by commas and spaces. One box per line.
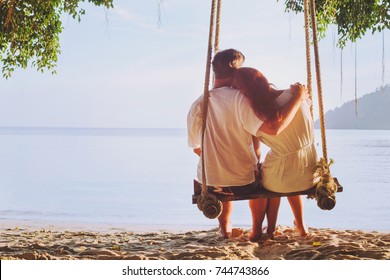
0, 0, 114, 78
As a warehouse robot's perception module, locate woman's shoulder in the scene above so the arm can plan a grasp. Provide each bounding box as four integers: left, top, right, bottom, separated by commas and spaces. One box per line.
274, 89, 293, 107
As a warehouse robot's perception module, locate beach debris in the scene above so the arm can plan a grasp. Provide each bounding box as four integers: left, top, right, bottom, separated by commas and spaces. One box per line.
231, 228, 244, 238
111, 245, 121, 251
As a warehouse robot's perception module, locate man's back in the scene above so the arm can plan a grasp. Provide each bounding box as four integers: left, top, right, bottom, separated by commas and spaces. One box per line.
187, 87, 263, 186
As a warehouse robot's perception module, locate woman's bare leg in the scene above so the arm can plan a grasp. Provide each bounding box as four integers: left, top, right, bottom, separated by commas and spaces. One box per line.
266, 197, 281, 239
287, 195, 308, 237
218, 201, 233, 238
248, 198, 268, 241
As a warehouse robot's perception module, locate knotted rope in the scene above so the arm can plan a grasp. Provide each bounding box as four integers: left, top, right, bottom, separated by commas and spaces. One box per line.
214, 0, 222, 54
303, 0, 314, 118
197, 0, 223, 219
305, 0, 338, 210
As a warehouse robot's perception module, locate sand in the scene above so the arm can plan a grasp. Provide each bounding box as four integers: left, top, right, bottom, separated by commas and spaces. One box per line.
1, 224, 389, 260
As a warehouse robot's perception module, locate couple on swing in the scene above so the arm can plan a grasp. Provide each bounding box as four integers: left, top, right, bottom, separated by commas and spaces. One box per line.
187, 49, 317, 241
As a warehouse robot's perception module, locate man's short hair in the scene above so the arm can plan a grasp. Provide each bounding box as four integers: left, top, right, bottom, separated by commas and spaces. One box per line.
212, 49, 245, 79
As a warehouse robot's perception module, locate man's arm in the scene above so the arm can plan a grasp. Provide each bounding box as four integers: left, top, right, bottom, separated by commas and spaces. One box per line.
258, 83, 308, 136
187, 96, 203, 149
253, 136, 261, 160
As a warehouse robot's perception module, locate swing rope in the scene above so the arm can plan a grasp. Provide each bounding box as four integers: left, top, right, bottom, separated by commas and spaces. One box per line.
214, 0, 222, 54
197, 0, 223, 219
308, 0, 328, 163
303, 0, 314, 118
306, 0, 338, 210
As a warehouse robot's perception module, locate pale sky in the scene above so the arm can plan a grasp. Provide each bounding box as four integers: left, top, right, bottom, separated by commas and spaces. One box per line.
0, 0, 388, 128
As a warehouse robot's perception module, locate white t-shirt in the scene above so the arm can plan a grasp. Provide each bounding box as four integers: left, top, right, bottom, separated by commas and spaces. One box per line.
187, 87, 264, 186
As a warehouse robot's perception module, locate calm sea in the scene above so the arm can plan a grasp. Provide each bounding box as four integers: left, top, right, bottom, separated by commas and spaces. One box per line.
0, 128, 389, 231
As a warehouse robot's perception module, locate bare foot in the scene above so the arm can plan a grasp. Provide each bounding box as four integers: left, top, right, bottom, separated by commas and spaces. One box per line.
218, 228, 230, 238
293, 220, 309, 237
249, 228, 263, 242
264, 225, 276, 240
266, 230, 275, 240
218, 224, 231, 239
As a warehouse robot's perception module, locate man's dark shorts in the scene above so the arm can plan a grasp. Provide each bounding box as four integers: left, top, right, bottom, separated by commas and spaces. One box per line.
207, 180, 261, 196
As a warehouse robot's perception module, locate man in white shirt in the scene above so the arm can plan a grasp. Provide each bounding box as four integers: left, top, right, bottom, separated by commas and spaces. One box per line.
187, 49, 307, 240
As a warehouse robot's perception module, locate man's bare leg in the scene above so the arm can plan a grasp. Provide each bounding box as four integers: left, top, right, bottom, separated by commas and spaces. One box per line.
266, 197, 281, 239
218, 201, 233, 238
287, 195, 308, 237
248, 198, 268, 241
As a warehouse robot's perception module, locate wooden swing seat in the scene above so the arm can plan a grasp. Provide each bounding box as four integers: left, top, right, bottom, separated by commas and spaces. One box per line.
192, 178, 343, 203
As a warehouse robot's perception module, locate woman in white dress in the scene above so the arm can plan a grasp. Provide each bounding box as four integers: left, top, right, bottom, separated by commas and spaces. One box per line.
233, 67, 318, 238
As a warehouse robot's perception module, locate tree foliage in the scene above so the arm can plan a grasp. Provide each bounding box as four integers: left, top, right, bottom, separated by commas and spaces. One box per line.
0, 0, 389, 77
0, 0, 113, 78
281, 0, 390, 48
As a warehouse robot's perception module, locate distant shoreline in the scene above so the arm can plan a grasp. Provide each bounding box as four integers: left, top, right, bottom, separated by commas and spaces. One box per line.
0, 218, 210, 234
314, 86, 390, 130
0, 127, 389, 137
0, 127, 186, 136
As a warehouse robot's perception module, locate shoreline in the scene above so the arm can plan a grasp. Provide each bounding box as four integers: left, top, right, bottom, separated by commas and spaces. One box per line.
0, 219, 390, 234
1, 218, 389, 234
0, 219, 216, 234
1, 220, 389, 260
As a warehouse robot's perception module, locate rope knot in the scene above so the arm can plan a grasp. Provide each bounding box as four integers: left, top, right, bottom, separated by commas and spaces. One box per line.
197, 192, 223, 219
312, 158, 338, 210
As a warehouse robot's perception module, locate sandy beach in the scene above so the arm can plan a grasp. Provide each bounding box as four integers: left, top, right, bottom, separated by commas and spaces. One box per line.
1, 223, 389, 260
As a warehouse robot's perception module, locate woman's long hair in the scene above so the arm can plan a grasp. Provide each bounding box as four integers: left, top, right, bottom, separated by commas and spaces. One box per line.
232, 67, 280, 121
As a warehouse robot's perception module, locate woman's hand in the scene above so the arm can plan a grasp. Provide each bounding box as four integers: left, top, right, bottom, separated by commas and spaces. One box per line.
290, 82, 309, 101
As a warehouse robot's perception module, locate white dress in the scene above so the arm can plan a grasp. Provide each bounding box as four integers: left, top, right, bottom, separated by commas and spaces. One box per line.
257, 90, 318, 193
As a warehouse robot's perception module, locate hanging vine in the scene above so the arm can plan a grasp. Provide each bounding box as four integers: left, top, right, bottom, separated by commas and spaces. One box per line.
340, 48, 343, 103
281, 0, 390, 48
355, 42, 358, 116
157, 0, 164, 27
382, 30, 386, 91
